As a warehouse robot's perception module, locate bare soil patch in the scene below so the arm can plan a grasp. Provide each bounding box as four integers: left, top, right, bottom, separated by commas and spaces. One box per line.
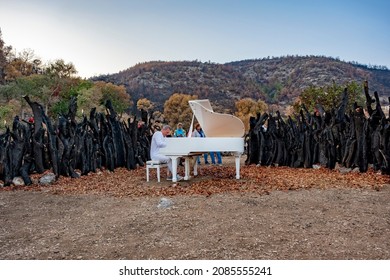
1, 157, 390, 259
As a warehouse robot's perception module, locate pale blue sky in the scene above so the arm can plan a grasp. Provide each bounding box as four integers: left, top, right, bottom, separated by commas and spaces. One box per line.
0, 0, 389, 78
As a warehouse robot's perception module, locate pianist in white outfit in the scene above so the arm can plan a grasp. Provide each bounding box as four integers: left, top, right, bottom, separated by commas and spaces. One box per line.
150, 125, 183, 181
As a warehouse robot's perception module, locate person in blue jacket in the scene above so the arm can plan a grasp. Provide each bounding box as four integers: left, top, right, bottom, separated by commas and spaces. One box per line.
173, 122, 186, 137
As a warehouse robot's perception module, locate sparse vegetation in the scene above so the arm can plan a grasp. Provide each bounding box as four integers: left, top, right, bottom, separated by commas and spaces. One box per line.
93, 56, 390, 115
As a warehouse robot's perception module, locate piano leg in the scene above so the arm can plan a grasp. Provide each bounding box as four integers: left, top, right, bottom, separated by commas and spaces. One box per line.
235, 154, 241, 179
193, 160, 198, 176
189, 152, 201, 176
184, 157, 190, 180
171, 156, 179, 182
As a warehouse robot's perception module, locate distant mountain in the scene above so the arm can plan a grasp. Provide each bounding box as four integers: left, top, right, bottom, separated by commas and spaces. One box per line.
92, 56, 390, 112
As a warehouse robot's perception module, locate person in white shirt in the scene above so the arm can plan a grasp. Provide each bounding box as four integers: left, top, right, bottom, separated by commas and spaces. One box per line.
150, 125, 183, 181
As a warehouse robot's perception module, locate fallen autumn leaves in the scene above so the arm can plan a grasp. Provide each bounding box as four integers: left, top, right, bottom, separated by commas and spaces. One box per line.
1, 158, 388, 198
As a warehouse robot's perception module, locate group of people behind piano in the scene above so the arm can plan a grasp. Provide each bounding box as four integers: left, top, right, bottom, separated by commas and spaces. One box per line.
150, 122, 222, 181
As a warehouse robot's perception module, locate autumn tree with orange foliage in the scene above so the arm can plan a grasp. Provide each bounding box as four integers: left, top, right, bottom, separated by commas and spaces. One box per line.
235, 98, 268, 132
163, 93, 198, 132
94, 81, 132, 117
136, 98, 155, 112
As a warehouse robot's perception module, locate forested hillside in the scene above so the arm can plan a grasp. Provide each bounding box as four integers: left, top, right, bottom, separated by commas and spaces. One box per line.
93, 56, 390, 112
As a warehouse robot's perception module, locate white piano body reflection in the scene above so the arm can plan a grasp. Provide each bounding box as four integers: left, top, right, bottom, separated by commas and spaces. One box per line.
159, 99, 245, 182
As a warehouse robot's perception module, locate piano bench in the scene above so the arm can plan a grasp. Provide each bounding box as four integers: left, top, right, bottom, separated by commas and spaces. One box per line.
146, 160, 168, 182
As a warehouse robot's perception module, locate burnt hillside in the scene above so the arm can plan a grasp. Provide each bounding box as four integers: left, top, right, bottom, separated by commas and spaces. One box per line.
92, 56, 390, 112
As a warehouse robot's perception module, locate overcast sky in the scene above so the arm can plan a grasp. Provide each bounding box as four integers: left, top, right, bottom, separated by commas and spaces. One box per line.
0, 0, 389, 78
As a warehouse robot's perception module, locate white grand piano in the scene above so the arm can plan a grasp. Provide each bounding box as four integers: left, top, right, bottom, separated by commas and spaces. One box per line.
160, 99, 245, 182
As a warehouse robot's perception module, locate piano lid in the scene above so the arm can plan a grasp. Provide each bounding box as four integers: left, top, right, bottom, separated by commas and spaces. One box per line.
189, 99, 245, 137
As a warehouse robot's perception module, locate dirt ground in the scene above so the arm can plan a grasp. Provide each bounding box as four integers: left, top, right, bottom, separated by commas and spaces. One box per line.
1, 156, 390, 260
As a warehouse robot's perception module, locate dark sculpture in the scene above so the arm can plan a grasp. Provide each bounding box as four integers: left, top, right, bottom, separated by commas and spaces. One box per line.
245, 82, 390, 175
0, 96, 153, 186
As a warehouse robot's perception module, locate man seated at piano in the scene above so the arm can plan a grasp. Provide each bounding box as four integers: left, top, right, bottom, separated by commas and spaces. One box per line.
150, 124, 184, 181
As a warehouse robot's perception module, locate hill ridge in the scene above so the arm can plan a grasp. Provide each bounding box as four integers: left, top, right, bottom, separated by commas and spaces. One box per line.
92, 55, 390, 112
